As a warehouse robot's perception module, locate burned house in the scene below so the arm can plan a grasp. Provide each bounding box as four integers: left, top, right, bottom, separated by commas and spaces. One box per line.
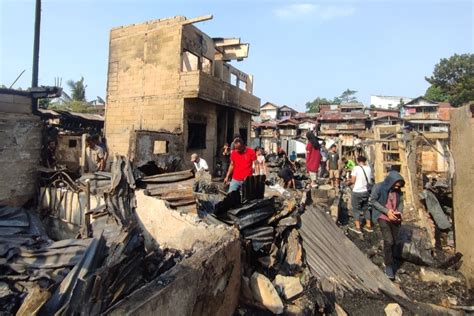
105, 15, 260, 172
38, 109, 104, 172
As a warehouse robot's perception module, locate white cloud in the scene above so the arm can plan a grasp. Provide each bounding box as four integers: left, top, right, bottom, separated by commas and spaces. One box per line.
274, 3, 355, 21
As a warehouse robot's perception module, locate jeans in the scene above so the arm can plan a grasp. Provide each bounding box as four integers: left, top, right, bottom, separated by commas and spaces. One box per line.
228, 179, 243, 192
351, 191, 370, 222
378, 219, 401, 266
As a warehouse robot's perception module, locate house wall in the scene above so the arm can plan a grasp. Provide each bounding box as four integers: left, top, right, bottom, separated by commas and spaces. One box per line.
56, 135, 82, 172
105, 17, 185, 163
450, 105, 474, 287
183, 99, 217, 171
261, 109, 277, 120
0, 92, 42, 206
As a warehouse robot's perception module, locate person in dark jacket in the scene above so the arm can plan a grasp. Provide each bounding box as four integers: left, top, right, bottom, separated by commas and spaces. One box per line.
370, 171, 405, 280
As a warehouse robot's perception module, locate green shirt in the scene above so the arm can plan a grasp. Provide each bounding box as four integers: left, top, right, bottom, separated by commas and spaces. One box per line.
345, 159, 356, 170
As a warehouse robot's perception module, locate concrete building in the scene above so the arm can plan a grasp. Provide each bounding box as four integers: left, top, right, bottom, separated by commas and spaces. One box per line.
370, 95, 413, 109
105, 16, 260, 172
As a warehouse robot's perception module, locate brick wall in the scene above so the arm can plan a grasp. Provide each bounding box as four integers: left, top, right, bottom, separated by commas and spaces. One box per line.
105, 17, 185, 161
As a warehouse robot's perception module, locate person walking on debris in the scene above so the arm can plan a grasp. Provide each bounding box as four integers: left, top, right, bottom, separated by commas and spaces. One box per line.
370, 171, 405, 280
91, 134, 109, 169
221, 143, 231, 176
278, 165, 296, 189
319, 141, 329, 178
341, 156, 356, 181
224, 136, 257, 192
306, 130, 322, 188
254, 147, 268, 176
327, 144, 340, 189
191, 153, 209, 172
41, 139, 57, 169
348, 156, 373, 234
85, 135, 106, 172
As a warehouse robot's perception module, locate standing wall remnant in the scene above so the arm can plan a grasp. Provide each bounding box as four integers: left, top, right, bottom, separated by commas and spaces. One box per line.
450, 104, 474, 287
0, 90, 42, 206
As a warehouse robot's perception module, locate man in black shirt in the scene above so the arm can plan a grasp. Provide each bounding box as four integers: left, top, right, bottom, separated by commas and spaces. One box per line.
327, 145, 340, 188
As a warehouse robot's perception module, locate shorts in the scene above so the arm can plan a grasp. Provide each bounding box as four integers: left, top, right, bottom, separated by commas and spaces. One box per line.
329, 169, 340, 179
309, 172, 318, 181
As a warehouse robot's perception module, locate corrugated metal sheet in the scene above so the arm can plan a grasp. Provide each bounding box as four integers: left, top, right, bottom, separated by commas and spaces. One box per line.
300, 206, 406, 297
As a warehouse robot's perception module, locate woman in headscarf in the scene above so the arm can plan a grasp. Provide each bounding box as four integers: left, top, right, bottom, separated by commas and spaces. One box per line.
305, 130, 322, 188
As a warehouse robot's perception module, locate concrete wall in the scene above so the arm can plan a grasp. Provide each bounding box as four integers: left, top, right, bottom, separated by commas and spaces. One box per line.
105, 17, 185, 159
450, 105, 474, 287
111, 191, 242, 316
0, 92, 42, 206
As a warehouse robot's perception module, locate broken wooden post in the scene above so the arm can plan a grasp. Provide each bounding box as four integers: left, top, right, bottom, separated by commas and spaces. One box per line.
80, 133, 87, 174
84, 179, 91, 237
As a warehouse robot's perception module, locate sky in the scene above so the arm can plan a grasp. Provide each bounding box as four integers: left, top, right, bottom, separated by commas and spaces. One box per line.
0, 0, 472, 112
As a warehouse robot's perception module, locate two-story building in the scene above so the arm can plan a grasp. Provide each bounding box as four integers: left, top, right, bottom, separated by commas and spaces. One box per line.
259, 102, 279, 121
105, 16, 260, 171
277, 105, 298, 120
367, 107, 401, 128
402, 97, 449, 132
318, 103, 367, 136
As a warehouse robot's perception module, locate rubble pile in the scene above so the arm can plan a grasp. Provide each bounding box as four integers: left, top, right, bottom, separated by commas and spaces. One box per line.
0, 157, 190, 315
198, 176, 325, 314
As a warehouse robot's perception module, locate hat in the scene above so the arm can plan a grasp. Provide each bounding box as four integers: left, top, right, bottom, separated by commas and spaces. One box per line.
190, 153, 198, 162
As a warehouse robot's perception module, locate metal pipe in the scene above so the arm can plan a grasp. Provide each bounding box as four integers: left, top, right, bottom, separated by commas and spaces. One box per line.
31, 0, 41, 111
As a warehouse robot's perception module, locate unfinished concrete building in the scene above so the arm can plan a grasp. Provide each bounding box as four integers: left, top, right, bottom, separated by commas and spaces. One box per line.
105, 15, 260, 172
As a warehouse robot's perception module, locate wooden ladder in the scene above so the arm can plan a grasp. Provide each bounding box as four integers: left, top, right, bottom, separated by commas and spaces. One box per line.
373, 125, 415, 207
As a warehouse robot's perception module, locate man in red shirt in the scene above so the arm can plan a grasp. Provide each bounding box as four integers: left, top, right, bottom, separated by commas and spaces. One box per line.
224, 136, 257, 192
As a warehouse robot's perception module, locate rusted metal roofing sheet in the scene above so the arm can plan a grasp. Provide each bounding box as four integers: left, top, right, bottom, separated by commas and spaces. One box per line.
300, 206, 406, 297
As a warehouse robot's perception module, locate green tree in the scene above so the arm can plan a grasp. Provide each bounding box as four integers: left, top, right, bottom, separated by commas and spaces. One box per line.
424, 85, 449, 103
425, 53, 474, 106
67, 76, 87, 101
305, 97, 332, 113
338, 89, 358, 103
39, 98, 52, 109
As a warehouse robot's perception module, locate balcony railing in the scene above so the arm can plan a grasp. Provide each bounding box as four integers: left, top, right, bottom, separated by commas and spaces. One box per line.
180, 71, 260, 115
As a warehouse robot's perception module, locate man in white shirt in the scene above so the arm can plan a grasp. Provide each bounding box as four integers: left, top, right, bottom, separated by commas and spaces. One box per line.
85, 136, 106, 173
349, 155, 373, 234
191, 153, 209, 172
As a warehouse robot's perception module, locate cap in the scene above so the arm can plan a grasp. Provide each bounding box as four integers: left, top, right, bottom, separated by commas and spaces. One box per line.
191, 153, 198, 162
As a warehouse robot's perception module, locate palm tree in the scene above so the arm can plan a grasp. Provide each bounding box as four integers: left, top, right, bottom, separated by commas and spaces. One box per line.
66, 76, 87, 101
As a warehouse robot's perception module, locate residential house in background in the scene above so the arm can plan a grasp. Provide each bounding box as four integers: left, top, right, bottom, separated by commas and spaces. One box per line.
260, 102, 279, 120
277, 105, 298, 120
367, 107, 401, 128
251, 120, 278, 153
402, 97, 449, 132
105, 16, 260, 172
370, 95, 413, 109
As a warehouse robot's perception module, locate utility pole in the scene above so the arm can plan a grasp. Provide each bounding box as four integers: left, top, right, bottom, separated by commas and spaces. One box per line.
31, 0, 41, 110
